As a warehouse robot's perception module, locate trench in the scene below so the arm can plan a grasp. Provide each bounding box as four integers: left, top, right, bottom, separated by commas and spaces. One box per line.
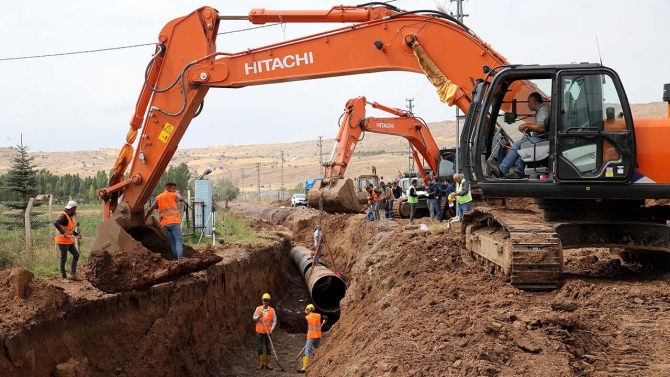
0, 231, 329, 377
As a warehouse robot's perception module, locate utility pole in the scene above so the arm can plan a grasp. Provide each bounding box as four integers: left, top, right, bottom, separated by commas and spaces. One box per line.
255, 163, 260, 202
317, 136, 323, 177
406, 98, 415, 174
240, 168, 245, 200
280, 151, 285, 201
450, 0, 469, 174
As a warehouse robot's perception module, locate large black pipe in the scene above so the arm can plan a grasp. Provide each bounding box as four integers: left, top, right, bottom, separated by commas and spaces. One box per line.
290, 246, 347, 313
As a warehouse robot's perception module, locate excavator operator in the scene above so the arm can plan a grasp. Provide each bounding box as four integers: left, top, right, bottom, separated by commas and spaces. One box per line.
488, 92, 550, 179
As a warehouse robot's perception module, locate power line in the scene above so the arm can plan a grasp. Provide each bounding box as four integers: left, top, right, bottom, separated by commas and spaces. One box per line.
0, 24, 278, 62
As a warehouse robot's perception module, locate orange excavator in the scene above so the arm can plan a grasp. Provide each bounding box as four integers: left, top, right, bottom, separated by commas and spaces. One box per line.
93, 3, 670, 291
307, 96, 454, 213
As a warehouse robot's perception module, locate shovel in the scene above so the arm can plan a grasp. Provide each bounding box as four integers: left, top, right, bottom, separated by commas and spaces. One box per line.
261, 318, 286, 372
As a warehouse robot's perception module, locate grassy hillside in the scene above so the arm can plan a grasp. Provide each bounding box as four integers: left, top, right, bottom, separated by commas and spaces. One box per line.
1, 102, 665, 194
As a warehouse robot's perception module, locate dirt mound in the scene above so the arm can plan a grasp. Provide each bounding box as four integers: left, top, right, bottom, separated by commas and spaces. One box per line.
83, 243, 222, 293
0, 267, 70, 332
270, 199, 291, 207
288, 213, 670, 376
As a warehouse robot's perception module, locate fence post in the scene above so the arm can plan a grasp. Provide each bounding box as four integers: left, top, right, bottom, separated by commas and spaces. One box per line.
25, 198, 35, 258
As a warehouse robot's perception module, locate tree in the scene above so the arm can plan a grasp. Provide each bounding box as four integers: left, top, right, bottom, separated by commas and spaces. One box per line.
4, 135, 38, 209
214, 179, 240, 201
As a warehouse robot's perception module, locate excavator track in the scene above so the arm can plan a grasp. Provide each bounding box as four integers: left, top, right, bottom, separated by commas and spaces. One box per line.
463, 207, 562, 290
393, 199, 409, 218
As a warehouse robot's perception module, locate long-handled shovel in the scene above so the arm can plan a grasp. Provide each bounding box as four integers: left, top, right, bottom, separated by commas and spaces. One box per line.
261, 319, 286, 372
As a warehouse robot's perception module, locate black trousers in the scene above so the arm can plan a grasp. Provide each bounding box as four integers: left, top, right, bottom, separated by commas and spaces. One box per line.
58, 243, 79, 278
256, 333, 271, 355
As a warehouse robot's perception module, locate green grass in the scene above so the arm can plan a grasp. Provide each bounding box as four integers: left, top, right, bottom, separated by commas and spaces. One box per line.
0, 204, 101, 277
182, 209, 271, 246
1, 203, 271, 277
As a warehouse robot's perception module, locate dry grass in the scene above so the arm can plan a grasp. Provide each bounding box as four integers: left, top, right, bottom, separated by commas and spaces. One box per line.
1, 102, 664, 191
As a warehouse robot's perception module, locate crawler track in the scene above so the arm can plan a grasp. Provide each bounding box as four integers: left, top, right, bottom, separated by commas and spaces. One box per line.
463, 207, 562, 290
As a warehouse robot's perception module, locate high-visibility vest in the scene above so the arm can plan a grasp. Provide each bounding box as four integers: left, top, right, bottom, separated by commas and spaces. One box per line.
54, 211, 74, 245
156, 190, 180, 226
306, 313, 322, 340
456, 181, 473, 204
407, 186, 419, 204
255, 306, 275, 334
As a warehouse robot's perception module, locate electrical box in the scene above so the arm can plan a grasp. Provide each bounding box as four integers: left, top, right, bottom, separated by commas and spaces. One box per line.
195, 180, 213, 235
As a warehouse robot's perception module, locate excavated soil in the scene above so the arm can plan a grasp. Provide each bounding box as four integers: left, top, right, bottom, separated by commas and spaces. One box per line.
84, 242, 223, 293
275, 204, 670, 377
2, 200, 670, 376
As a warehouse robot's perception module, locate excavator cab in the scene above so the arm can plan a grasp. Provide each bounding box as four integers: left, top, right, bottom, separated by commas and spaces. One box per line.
462, 64, 637, 202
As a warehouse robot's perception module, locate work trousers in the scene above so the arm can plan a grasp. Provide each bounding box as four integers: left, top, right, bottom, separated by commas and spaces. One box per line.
164, 223, 183, 259
256, 332, 272, 355
457, 201, 473, 222
386, 200, 394, 218
305, 338, 321, 357
58, 243, 79, 278
427, 198, 436, 219
409, 203, 417, 221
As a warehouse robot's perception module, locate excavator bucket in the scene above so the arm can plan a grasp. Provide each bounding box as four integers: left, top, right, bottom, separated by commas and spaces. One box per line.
88, 216, 222, 293
307, 178, 363, 213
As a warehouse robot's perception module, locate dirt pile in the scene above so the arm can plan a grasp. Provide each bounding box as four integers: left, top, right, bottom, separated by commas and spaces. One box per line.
0, 267, 70, 332
277, 210, 670, 377
83, 242, 222, 293
1, 234, 297, 377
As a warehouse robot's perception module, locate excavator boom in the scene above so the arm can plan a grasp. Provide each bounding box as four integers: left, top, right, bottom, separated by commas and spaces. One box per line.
307, 96, 445, 213
92, 4, 544, 291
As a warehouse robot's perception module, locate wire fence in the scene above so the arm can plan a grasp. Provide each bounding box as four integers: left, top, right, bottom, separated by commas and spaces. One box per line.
0, 198, 103, 271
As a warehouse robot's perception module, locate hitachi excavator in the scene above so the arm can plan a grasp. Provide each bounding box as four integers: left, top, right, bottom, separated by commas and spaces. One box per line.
93, 3, 670, 291
307, 96, 455, 213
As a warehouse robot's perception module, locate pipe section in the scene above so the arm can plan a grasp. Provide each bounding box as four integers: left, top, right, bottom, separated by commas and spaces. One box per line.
291, 246, 347, 313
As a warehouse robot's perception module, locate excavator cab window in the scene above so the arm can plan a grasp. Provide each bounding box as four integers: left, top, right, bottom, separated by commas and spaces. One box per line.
481, 75, 554, 180
555, 70, 635, 181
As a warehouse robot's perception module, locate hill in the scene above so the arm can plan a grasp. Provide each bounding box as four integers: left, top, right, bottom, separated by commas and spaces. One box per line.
0, 102, 666, 193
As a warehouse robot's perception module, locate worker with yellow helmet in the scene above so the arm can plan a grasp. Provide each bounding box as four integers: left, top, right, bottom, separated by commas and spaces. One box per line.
297, 303, 328, 373
253, 293, 277, 370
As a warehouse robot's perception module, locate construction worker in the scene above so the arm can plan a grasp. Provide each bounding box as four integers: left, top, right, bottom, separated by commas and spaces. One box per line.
297, 304, 327, 373
451, 173, 473, 222
144, 181, 184, 259
253, 293, 277, 370
313, 226, 322, 248
53, 200, 82, 281
407, 179, 419, 222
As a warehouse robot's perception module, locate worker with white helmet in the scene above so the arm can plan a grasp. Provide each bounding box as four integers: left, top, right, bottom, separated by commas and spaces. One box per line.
53, 200, 82, 281
252, 293, 277, 370
297, 304, 328, 373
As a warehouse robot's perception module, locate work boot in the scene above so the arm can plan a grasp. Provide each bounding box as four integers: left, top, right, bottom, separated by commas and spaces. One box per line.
256, 355, 264, 370
68, 271, 81, 281
504, 171, 523, 179
297, 356, 311, 373
265, 355, 273, 370
487, 161, 502, 177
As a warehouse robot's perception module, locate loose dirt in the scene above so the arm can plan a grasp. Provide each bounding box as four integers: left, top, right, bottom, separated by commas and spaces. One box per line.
84, 242, 223, 293
2, 200, 670, 376
268, 202, 670, 376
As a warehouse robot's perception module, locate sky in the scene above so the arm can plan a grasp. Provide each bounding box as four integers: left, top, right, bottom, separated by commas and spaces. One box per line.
0, 0, 668, 152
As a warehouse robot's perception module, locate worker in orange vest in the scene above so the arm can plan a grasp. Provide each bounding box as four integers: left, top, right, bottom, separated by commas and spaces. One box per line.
297, 304, 327, 373
145, 182, 184, 259
53, 200, 82, 281
253, 293, 277, 370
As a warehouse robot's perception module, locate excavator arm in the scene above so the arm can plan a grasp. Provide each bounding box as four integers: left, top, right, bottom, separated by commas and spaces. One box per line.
94, 4, 542, 255
308, 96, 444, 212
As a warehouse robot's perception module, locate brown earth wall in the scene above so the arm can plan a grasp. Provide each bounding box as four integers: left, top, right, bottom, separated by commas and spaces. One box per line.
0, 235, 291, 377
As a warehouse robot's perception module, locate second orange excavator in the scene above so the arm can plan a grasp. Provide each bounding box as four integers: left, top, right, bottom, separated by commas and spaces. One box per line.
308, 96, 455, 213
